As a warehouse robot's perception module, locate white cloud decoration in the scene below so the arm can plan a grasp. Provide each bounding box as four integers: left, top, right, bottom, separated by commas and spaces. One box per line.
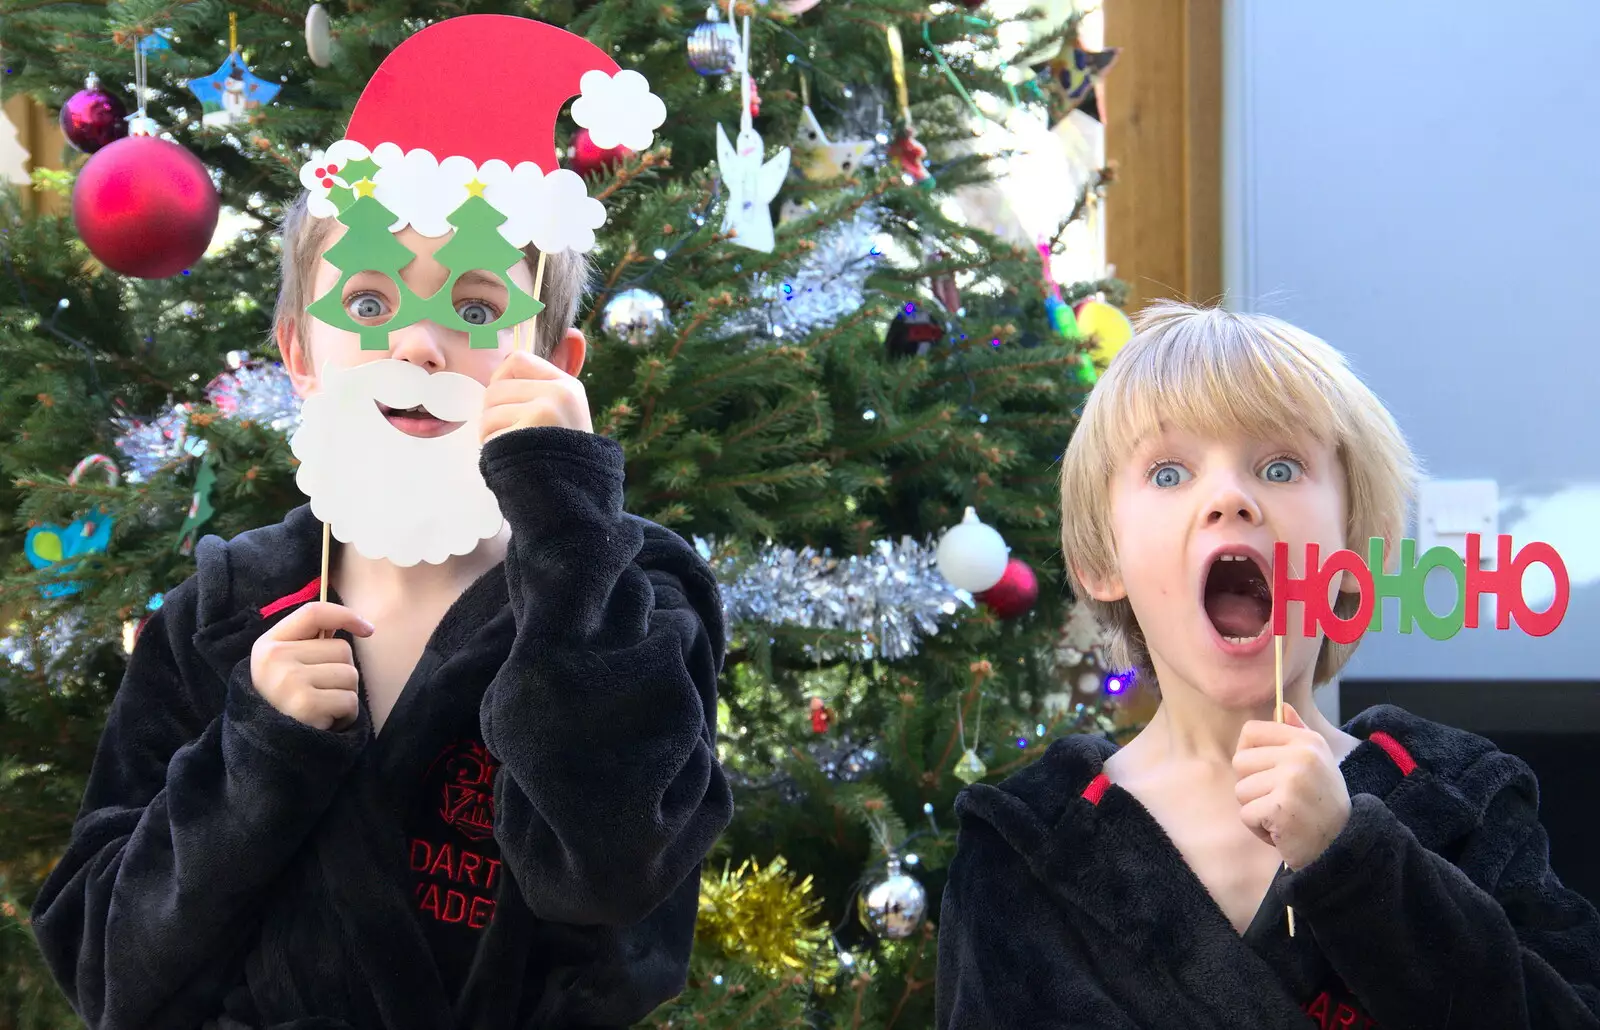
518, 169, 607, 254
571, 69, 666, 152
299, 140, 373, 218
370, 144, 478, 237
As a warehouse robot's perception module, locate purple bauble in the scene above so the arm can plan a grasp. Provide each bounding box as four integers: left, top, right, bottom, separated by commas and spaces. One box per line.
60, 76, 129, 154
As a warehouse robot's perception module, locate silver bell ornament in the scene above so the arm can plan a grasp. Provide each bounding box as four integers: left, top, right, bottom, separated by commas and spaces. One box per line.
601, 288, 669, 346
857, 857, 927, 939
687, 7, 741, 76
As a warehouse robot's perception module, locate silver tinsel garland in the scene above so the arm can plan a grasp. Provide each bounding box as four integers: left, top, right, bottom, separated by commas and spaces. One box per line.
110, 365, 970, 658
112, 361, 301, 481
700, 535, 972, 660
725, 207, 886, 341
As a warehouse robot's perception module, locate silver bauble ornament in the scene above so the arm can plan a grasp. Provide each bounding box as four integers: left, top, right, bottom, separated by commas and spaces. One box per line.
688, 8, 741, 76
601, 288, 669, 345
857, 857, 927, 939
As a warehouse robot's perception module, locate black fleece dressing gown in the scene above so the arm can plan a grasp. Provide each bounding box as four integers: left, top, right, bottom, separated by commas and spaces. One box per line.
936, 705, 1600, 1029
33, 427, 735, 1030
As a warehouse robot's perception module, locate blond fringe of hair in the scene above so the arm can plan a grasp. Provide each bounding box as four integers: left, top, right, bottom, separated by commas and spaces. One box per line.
270, 191, 592, 360
1059, 302, 1420, 686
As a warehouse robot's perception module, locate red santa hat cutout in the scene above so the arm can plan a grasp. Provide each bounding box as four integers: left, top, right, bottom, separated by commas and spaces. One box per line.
298, 15, 665, 255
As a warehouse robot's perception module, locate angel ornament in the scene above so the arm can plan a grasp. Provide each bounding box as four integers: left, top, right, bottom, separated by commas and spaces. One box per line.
715, 16, 789, 253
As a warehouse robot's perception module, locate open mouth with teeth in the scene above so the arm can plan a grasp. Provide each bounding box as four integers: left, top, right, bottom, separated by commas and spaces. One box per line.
376, 402, 466, 439
1203, 553, 1273, 646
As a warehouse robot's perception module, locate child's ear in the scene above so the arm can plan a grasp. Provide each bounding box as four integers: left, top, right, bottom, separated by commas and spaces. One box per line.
1072, 560, 1127, 603
549, 327, 587, 378
276, 318, 319, 398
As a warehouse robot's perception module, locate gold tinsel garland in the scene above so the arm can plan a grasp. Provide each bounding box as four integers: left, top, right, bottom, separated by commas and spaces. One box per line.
697, 857, 837, 980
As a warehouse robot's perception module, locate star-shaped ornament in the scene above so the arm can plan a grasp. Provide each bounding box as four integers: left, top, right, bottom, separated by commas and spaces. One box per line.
1045, 39, 1119, 111
716, 117, 791, 253
791, 106, 875, 182
188, 50, 282, 128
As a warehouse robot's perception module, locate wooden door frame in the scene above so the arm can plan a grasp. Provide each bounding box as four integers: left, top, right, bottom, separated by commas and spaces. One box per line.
1104, 0, 1224, 312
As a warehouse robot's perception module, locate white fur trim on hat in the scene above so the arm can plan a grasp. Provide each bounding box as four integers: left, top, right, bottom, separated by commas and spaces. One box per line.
298, 142, 607, 254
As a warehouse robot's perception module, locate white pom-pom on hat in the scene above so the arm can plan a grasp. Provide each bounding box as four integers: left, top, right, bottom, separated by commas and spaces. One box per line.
571, 69, 667, 152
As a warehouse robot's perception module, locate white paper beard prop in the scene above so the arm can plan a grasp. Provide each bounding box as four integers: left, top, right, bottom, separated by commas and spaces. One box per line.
289, 359, 505, 567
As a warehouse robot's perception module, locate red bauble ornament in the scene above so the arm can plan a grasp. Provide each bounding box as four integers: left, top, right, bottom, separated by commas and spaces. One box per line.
569, 128, 632, 179
60, 77, 129, 154
978, 558, 1038, 619
72, 136, 220, 279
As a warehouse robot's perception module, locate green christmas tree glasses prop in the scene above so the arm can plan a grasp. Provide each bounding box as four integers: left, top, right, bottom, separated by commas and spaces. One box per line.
306, 168, 544, 351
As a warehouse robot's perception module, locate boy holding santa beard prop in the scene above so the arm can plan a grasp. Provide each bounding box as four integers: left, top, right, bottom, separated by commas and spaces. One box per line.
34, 17, 733, 1029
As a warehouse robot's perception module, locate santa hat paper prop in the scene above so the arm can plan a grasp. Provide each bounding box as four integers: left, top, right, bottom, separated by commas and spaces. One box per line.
298, 16, 664, 256
298, 16, 665, 350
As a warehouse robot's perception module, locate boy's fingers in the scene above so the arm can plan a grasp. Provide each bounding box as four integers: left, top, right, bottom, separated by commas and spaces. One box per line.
273, 602, 374, 641
1232, 744, 1294, 779
304, 662, 361, 693
492, 349, 566, 383
1236, 718, 1297, 750
1281, 702, 1306, 729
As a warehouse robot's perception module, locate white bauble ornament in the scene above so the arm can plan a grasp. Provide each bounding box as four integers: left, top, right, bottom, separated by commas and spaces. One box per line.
935, 506, 1008, 593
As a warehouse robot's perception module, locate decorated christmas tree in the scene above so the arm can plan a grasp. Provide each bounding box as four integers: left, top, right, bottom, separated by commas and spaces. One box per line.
0, 0, 1137, 1025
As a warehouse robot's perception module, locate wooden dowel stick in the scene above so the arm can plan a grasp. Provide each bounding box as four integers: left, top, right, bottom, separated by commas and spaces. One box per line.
1275, 632, 1296, 938
528, 251, 549, 353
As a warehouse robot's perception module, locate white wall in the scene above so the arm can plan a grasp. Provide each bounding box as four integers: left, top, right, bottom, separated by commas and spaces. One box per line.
1224, 0, 1600, 681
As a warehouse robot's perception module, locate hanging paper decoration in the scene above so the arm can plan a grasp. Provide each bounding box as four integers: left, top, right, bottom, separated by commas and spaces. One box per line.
59, 75, 129, 154
791, 105, 874, 181
137, 28, 174, 56
188, 17, 283, 129
1046, 38, 1120, 112
714, 17, 789, 252
935, 507, 1009, 593
23, 455, 121, 599
1, 105, 29, 185
174, 452, 218, 556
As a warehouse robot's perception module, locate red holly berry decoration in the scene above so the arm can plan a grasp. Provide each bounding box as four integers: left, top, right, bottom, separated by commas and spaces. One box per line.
978, 558, 1038, 619
568, 127, 632, 179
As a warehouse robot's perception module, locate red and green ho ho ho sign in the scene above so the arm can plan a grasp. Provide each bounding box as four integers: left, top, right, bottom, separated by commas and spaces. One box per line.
1272, 534, 1569, 644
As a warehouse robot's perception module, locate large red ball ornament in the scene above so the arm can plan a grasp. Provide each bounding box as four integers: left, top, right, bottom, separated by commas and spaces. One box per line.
72, 136, 220, 279
978, 558, 1039, 619
568, 127, 632, 179
60, 78, 129, 154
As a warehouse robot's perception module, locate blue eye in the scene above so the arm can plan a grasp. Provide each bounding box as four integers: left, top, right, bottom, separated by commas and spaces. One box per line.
346, 293, 389, 321
456, 300, 498, 325
1151, 463, 1190, 488
1261, 457, 1304, 483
